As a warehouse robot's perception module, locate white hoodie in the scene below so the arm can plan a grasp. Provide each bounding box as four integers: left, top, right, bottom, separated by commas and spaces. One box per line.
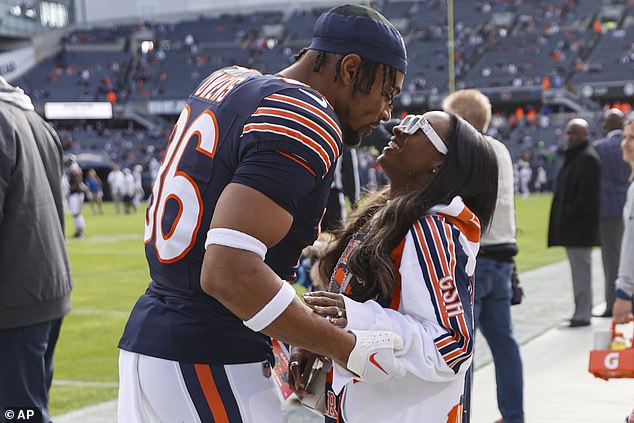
330, 197, 479, 423
0, 76, 34, 111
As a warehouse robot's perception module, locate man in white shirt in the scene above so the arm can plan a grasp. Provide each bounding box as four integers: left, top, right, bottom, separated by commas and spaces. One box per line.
107, 165, 125, 214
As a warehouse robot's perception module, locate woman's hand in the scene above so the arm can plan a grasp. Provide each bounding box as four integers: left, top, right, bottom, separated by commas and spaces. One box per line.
303, 291, 347, 328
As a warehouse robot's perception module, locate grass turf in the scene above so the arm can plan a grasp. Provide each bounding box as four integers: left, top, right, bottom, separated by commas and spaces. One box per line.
52, 203, 149, 415
514, 193, 565, 272
51, 193, 561, 415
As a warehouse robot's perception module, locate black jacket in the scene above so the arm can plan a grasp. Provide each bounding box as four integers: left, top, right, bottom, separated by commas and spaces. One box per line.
548, 141, 601, 247
0, 84, 72, 329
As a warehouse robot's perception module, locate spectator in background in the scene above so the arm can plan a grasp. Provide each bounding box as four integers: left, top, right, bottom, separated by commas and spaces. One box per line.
514, 106, 525, 127
517, 152, 533, 199
526, 107, 537, 126
85, 168, 104, 215
0, 76, 72, 423
67, 156, 86, 238
184, 33, 195, 50
443, 89, 525, 423
593, 109, 631, 318
61, 166, 70, 214
148, 157, 160, 184
122, 168, 136, 214
548, 118, 601, 327
107, 165, 125, 214
534, 165, 548, 192
132, 164, 144, 210
613, 117, 634, 325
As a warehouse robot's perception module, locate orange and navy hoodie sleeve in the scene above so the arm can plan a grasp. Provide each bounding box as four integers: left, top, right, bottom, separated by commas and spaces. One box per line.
338, 198, 480, 383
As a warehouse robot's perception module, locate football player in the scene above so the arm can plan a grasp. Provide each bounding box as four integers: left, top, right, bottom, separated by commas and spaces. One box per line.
67, 155, 86, 238
118, 4, 408, 422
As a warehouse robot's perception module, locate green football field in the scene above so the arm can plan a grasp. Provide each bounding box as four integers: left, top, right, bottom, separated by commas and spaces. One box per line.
51, 193, 563, 416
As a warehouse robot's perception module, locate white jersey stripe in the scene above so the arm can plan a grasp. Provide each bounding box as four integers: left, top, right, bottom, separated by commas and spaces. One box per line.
243, 123, 331, 174
253, 106, 340, 158
265, 93, 342, 139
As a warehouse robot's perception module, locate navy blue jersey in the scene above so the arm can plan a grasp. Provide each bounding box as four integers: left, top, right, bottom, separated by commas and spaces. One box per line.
119, 66, 343, 364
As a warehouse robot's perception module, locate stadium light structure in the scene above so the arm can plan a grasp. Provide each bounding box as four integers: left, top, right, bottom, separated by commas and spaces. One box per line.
447, 0, 455, 94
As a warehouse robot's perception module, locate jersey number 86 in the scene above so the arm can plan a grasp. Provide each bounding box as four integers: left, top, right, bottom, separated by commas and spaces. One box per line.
144, 105, 219, 262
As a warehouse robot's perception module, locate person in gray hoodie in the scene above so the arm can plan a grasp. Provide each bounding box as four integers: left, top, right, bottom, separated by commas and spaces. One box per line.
0, 76, 72, 423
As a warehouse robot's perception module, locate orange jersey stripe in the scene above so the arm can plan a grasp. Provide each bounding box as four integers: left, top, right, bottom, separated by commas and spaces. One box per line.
441, 220, 471, 352
243, 122, 332, 172
439, 218, 472, 356
413, 220, 451, 328
436, 336, 454, 348
389, 237, 406, 310
254, 107, 340, 158
276, 150, 317, 176
442, 209, 480, 244
426, 215, 453, 277
421, 217, 471, 364
194, 364, 230, 423
266, 93, 342, 139
446, 403, 463, 423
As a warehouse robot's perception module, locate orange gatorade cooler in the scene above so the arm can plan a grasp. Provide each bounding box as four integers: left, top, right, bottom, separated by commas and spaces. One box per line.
589, 318, 634, 380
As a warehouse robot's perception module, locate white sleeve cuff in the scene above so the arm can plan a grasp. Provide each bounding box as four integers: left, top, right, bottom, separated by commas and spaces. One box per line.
342, 295, 378, 331
332, 362, 357, 395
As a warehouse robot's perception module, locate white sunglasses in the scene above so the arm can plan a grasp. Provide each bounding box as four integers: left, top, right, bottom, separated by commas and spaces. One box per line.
398, 114, 448, 155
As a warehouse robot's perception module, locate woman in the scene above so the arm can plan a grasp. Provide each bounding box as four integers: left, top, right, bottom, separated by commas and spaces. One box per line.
289, 111, 499, 422
613, 118, 634, 324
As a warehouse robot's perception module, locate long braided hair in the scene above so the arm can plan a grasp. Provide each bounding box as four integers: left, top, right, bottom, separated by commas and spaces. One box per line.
319, 114, 499, 302
294, 47, 398, 103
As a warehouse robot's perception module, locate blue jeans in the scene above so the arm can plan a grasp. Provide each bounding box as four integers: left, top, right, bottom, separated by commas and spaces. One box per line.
0, 318, 63, 423
474, 258, 524, 423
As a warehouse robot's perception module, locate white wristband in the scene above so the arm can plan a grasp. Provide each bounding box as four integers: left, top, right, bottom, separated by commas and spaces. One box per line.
205, 228, 267, 260
243, 281, 296, 332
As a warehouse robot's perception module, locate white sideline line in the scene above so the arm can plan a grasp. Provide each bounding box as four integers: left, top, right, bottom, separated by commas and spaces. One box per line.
71, 309, 129, 317
53, 399, 118, 423
53, 380, 118, 388
74, 234, 143, 243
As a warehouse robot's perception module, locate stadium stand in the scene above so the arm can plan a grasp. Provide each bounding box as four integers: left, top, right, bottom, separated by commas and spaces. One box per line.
8, 0, 634, 195
10, 0, 624, 103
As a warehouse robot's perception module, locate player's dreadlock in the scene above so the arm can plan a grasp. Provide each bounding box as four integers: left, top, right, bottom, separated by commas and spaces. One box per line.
294, 47, 398, 103
294, 47, 328, 73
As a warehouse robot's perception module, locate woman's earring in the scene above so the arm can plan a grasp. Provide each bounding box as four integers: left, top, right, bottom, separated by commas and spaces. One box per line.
432, 168, 438, 174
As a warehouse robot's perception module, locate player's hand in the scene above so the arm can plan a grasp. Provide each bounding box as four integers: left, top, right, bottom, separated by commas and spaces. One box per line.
613, 298, 633, 324
288, 347, 317, 398
345, 329, 406, 384
303, 291, 347, 328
